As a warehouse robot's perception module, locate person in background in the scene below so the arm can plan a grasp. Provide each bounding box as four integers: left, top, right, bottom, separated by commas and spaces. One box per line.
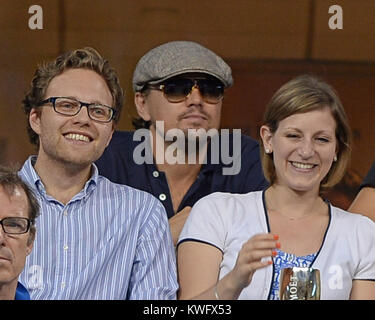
177, 74, 375, 300
323, 168, 362, 210
95, 41, 268, 245
348, 162, 375, 221
0, 166, 39, 300
18, 47, 177, 299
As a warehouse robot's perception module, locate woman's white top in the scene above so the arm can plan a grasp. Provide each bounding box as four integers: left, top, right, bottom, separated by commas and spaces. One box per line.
178, 190, 375, 299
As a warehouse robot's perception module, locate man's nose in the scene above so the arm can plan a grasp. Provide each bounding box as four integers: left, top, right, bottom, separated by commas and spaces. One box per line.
73, 106, 92, 123
186, 85, 204, 106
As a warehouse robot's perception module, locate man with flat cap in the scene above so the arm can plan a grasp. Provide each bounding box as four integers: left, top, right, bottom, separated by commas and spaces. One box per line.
96, 41, 268, 245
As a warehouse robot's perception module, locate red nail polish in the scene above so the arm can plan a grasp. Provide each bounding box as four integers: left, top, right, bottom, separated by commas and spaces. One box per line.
272, 250, 277, 257
276, 242, 281, 249
273, 234, 279, 240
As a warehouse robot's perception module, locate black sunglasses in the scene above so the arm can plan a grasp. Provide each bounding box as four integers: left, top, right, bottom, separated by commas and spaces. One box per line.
148, 78, 224, 104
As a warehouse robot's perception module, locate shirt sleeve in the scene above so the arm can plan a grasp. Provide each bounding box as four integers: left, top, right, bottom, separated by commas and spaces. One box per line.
128, 198, 178, 300
177, 193, 229, 252
360, 161, 375, 189
353, 215, 375, 280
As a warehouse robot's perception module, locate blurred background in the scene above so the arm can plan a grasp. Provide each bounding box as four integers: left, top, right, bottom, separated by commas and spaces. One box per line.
1, 0, 374, 208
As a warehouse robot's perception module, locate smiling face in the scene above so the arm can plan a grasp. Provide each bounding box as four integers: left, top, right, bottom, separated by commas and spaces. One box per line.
261, 107, 338, 193
29, 69, 114, 170
0, 186, 33, 289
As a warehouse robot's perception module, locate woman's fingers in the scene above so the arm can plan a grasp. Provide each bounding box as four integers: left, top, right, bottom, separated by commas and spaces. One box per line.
231, 233, 280, 290
241, 233, 280, 258
244, 233, 280, 249
242, 248, 276, 263
237, 233, 280, 271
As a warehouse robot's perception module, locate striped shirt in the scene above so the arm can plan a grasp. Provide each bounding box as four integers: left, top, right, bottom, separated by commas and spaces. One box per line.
18, 156, 178, 300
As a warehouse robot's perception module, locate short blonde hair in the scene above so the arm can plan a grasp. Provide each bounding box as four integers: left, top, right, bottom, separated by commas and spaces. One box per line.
23, 47, 124, 146
260, 74, 352, 191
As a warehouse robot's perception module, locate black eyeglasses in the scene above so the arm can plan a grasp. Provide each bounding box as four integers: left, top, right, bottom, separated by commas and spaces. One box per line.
148, 78, 224, 104
0, 217, 32, 234
40, 97, 116, 123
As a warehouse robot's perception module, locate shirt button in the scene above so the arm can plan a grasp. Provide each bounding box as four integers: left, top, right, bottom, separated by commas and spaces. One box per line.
63, 210, 68, 216
153, 171, 159, 178
159, 193, 166, 201
61, 282, 66, 288
63, 245, 69, 251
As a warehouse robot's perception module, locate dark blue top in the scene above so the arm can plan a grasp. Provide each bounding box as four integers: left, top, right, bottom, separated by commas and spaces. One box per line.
15, 282, 30, 300
95, 130, 268, 218
360, 161, 375, 189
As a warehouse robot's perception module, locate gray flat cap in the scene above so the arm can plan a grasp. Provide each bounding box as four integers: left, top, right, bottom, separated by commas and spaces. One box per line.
132, 41, 233, 91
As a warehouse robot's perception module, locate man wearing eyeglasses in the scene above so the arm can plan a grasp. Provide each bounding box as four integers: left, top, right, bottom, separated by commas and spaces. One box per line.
95, 41, 269, 245
17, 47, 178, 299
0, 166, 39, 300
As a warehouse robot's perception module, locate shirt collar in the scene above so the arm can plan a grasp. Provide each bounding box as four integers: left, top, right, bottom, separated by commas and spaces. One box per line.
19, 156, 42, 188
19, 155, 98, 202
85, 163, 99, 193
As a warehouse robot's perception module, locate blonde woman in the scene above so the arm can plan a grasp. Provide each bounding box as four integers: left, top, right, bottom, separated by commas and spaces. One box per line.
177, 75, 375, 300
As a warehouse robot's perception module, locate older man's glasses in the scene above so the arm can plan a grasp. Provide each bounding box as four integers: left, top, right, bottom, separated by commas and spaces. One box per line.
0, 217, 32, 234
149, 78, 224, 104
40, 97, 116, 123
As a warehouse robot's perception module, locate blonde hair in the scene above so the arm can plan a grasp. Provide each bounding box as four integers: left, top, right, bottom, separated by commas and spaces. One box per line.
260, 74, 352, 190
23, 47, 124, 146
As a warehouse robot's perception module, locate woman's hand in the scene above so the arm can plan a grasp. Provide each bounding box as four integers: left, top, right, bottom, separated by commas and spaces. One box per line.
226, 233, 280, 291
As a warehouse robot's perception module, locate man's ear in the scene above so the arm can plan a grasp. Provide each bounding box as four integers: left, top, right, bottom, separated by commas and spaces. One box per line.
134, 92, 151, 121
26, 244, 33, 256
105, 127, 114, 148
260, 125, 273, 153
26, 230, 35, 256
29, 108, 42, 135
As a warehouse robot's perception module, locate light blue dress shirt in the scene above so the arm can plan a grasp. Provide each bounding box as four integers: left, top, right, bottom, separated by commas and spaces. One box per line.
19, 156, 178, 300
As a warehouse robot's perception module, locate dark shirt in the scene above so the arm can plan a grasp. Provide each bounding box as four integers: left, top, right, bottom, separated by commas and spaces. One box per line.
96, 130, 268, 218
15, 282, 30, 300
360, 161, 375, 189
